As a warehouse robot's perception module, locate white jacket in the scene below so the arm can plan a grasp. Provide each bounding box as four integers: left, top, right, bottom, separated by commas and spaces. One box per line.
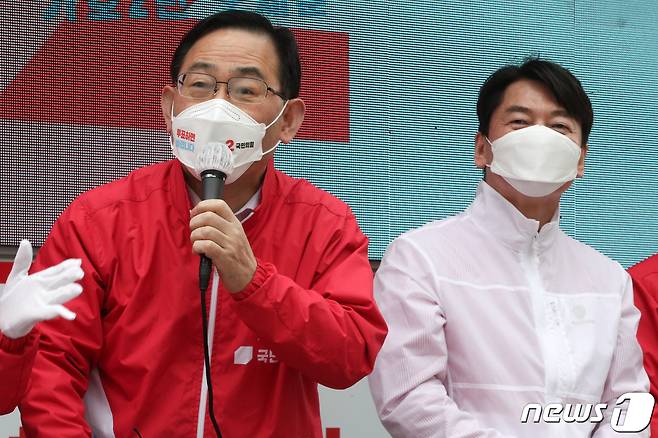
369, 181, 649, 438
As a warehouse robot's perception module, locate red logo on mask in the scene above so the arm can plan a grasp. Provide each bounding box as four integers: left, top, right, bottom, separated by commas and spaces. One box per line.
176, 129, 195, 142
226, 139, 235, 151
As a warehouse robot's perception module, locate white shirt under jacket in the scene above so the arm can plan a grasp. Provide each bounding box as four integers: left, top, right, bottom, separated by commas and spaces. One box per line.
369, 181, 649, 438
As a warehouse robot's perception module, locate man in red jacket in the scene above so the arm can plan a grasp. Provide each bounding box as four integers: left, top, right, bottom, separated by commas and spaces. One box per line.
629, 255, 658, 436
18, 10, 387, 437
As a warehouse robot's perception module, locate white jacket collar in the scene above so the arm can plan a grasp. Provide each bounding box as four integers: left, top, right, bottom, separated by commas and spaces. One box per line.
467, 181, 560, 252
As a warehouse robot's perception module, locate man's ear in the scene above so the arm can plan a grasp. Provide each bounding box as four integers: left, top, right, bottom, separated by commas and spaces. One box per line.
161, 85, 176, 134
474, 132, 491, 169
577, 144, 588, 178
279, 98, 305, 144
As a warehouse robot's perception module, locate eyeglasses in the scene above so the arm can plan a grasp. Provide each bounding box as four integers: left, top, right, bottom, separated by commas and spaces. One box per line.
176, 72, 286, 103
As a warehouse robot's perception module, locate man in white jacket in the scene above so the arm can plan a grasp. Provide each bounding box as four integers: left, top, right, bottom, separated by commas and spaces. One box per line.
368, 58, 651, 437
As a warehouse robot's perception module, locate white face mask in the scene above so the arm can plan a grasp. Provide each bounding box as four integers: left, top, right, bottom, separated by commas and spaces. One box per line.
487, 124, 582, 197
170, 98, 287, 184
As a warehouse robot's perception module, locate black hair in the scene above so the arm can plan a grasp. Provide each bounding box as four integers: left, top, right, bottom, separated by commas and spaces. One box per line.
477, 57, 593, 145
170, 10, 301, 99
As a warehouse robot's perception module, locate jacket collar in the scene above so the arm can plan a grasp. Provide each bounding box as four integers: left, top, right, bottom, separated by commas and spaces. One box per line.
185, 184, 260, 222
253, 159, 278, 210
168, 158, 286, 236
168, 158, 281, 220
467, 181, 560, 252
242, 159, 283, 233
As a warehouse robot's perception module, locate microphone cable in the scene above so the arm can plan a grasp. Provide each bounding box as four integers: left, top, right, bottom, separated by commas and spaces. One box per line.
200, 280, 223, 438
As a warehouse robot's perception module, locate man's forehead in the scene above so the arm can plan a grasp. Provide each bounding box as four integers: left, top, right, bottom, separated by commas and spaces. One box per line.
503, 104, 572, 118
182, 28, 279, 76
185, 60, 266, 80
500, 81, 572, 117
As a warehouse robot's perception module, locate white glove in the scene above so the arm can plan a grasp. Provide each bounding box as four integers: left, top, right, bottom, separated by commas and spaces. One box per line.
0, 240, 84, 339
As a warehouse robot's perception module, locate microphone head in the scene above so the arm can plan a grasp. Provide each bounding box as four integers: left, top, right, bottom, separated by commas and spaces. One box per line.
195, 142, 233, 176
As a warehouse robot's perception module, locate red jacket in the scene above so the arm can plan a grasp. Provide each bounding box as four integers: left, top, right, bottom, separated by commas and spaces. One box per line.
629, 254, 658, 436
19, 159, 387, 437
0, 331, 37, 414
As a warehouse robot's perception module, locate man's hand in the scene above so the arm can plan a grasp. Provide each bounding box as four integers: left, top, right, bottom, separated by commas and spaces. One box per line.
0, 240, 84, 339
190, 200, 257, 293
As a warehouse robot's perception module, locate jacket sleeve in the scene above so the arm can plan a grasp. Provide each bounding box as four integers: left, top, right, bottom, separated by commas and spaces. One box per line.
367, 237, 515, 438
592, 274, 651, 438
0, 331, 38, 415
630, 268, 658, 437
230, 211, 387, 389
19, 202, 105, 437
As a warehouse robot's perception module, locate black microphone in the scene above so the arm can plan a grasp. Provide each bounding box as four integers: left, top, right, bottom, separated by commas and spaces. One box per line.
195, 142, 232, 291
199, 169, 226, 291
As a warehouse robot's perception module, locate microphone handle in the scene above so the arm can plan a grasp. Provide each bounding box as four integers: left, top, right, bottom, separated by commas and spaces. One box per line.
199, 170, 226, 291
